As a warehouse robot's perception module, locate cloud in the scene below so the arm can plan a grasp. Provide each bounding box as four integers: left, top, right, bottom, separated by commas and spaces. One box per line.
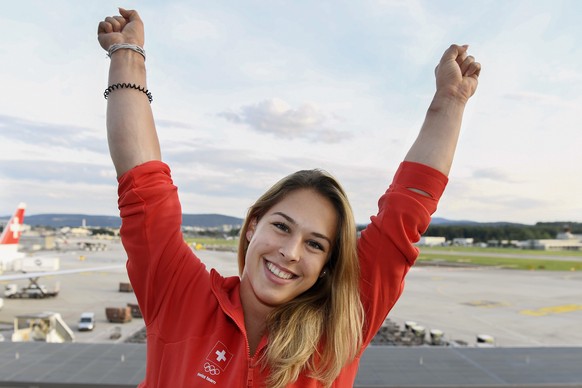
502, 91, 565, 106
0, 160, 115, 185
156, 119, 197, 130
218, 98, 351, 142
472, 168, 516, 182
0, 114, 107, 155
0, 176, 119, 217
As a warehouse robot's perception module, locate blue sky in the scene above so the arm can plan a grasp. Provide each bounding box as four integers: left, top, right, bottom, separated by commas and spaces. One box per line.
1, 0, 581, 224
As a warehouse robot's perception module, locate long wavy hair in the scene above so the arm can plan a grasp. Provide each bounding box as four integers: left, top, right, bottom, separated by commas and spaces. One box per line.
238, 169, 364, 388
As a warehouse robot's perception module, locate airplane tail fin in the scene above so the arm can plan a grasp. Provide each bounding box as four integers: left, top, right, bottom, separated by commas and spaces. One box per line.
1, 203, 26, 245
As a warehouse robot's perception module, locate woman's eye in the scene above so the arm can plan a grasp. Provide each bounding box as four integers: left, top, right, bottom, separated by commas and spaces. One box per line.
273, 222, 289, 232
307, 240, 324, 251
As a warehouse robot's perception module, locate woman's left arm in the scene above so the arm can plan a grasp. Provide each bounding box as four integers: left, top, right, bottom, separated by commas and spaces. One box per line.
404, 44, 481, 179
358, 45, 481, 346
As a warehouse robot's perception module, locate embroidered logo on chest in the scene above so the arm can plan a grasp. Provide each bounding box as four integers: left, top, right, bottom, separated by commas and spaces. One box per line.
207, 341, 233, 372
196, 340, 234, 384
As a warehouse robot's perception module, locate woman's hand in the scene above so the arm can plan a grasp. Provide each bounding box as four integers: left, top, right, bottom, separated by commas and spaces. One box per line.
404, 44, 482, 176
434, 44, 481, 105
97, 8, 144, 51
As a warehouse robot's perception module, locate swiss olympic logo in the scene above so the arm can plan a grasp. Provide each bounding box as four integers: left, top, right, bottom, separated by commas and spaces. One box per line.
206, 341, 233, 371
204, 362, 220, 376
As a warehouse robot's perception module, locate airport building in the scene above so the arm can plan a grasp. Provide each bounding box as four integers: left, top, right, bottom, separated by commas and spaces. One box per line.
523, 227, 582, 251
416, 236, 446, 246
523, 238, 582, 251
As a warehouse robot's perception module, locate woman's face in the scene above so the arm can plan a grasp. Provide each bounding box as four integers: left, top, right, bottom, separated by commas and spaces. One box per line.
240, 188, 338, 310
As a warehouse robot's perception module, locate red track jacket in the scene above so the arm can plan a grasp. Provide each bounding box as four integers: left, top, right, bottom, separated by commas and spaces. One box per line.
118, 160, 447, 387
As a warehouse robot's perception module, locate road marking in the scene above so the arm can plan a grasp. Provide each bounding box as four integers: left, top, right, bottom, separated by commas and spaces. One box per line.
520, 304, 582, 316
463, 300, 510, 308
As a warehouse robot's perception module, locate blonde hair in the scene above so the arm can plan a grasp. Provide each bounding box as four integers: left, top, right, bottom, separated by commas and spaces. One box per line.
238, 169, 364, 387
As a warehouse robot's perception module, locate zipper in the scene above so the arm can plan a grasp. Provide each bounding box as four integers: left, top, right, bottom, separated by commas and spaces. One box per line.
210, 272, 267, 387
210, 273, 258, 387
247, 366, 254, 387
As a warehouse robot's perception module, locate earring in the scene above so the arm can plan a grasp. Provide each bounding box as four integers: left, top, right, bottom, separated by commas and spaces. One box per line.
319, 269, 327, 278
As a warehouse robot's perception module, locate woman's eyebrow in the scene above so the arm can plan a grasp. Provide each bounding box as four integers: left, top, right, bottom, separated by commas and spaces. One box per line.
273, 211, 296, 225
272, 211, 332, 245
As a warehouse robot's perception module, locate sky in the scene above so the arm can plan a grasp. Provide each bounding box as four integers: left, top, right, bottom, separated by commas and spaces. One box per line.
0, 0, 581, 225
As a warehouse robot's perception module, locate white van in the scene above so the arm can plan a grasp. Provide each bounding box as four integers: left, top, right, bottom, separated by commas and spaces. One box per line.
77, 312, 95, 331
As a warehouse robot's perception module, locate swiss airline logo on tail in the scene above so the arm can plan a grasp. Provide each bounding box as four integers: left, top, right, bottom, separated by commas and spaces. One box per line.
1, 203, 26, 245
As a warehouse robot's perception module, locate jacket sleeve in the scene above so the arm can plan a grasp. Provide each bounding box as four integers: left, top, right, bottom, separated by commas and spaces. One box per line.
117, 161, 211, 326
358, 161, 448, 346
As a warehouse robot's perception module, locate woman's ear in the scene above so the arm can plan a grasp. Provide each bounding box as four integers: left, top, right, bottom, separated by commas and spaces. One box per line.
246, 219, 257, 242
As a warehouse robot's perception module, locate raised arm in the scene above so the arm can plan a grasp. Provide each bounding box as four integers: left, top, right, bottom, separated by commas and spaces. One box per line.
98, 8, 161, 177
404, 44, 481, 177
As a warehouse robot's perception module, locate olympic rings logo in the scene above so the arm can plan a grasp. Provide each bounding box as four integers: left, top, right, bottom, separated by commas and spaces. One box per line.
204, 362, 220, 375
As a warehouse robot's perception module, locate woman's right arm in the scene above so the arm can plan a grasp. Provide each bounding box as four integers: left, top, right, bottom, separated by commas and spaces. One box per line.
98, 8, 161, 177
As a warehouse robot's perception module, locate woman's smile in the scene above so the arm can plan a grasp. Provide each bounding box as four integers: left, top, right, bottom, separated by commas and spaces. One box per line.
264, 259, 297, 281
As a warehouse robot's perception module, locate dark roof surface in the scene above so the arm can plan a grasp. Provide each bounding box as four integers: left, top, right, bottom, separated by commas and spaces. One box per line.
0, 343, 581, 387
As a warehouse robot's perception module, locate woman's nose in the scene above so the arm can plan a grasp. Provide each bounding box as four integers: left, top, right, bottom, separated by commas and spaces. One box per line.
279, 236, 302, 262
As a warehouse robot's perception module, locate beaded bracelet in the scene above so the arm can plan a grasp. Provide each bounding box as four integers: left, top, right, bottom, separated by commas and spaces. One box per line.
104, 83, 153, 103
107, 43, 146, 61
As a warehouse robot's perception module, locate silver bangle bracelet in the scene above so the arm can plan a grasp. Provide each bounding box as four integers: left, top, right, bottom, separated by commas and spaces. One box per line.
107, 43, 146, 61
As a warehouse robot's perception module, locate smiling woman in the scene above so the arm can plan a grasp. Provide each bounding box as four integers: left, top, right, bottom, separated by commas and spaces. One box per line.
98, 7, 480, 388
238, 174, 361, 386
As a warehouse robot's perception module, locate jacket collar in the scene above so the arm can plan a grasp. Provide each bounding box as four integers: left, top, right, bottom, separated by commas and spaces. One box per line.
210, 269, 246, 332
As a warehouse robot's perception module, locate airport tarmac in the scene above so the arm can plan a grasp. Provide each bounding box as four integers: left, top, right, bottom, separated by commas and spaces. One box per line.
0, 239, 142, 343
1, 239, 581, 347
389, 263, 582, 346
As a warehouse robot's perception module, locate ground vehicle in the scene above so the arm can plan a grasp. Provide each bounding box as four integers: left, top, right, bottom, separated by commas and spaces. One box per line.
77, 312, 95, 331
12, 312, 75, 342
4, 283, 59, 299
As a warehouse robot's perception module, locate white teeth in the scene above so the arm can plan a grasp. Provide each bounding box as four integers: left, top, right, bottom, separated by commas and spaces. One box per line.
266, 261, 294, 280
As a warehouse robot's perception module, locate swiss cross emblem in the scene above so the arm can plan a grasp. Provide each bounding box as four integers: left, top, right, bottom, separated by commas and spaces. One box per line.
10, 217, 21, 239
206, 341, 233, 371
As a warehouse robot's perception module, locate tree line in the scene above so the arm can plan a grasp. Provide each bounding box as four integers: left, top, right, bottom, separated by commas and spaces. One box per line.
423, 222, 582, 243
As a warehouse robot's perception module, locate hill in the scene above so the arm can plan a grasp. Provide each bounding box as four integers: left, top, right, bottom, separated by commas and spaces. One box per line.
0, 213, 244, 228
430, 217, 528, 227
2, 213, 580, 234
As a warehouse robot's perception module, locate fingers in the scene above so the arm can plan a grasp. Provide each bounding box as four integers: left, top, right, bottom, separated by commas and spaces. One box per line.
440, 44, 481, 78
440, 44, 467, 64
119, 8, 142, 23
465, 61, 482, 78
97, 21, 112, 35
98, 8, 139, 36
457, 48, 481, 78
459, 55, 475, 75
102, 16, 126, 33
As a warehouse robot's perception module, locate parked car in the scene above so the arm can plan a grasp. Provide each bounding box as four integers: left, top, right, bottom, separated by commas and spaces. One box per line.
77, 312, 95, 331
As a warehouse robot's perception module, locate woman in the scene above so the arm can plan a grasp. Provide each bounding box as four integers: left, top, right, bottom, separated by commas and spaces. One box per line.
98, 8, 480, 388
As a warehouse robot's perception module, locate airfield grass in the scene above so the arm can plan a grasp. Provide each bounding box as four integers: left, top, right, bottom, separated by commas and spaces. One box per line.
421, 246, 582, 257
184, 238, 582, 271
418, 246, 582, 271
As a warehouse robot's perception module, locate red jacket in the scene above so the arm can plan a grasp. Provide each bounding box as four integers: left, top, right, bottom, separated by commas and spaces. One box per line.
118, 160, 447, 387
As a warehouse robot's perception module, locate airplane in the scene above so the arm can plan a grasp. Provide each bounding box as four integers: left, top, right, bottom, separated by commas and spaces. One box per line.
0, 202, 26, 270
0, 203, 125, 299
